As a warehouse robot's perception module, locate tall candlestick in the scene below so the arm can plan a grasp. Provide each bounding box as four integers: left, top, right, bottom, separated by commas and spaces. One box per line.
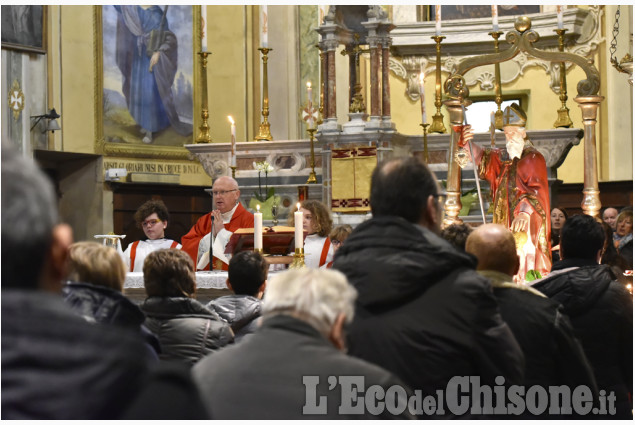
294, 203, 303, 250
201, 5, 207, 52
228, 116, 236, 167
435, 5, 441, 36
419, 72, 427, 125
306, 81, 314, 128
261, 5, 268, 47
254, 204, 263, 250
491, 5, 499, 32
556, 5, 564, 30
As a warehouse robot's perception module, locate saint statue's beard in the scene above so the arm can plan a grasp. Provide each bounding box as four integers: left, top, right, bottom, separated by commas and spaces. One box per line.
506, 140, 524, 160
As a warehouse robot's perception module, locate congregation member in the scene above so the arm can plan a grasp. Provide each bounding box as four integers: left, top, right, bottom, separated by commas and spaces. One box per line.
193, 268, 414, 419
326, 224, 353, 267
1, 146, 152, 419
600, 222, 631, 287
440, 222, 472, 251
123, 199, 181, 272
207, 251, 267, 342
614, 210, 633, 269
181, 176, 254, 271
63, 241, 160, 358
532, 214, 633, 419
141, 249, 234, 365
298, 200, 334, 268
333, 157, 524, 418
465, 224, 597, 418
550, 206, 568, 263
602, 207, 619, 232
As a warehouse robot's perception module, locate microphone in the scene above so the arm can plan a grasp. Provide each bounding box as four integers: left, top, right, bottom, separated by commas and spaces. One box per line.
210, 214, 214, 271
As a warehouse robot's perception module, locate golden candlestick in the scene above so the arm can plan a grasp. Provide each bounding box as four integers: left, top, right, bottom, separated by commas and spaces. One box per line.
195, 51, 212, 143
290, 247, 306, 268
429, 36, 447, 133
489, 31, 505, 130
256, 47, 273, 141
554, 29, 573, 128
230, 165, 237, 178
306, 128, 318, 184
254, 248, 263, 254
420, 123, 430, 164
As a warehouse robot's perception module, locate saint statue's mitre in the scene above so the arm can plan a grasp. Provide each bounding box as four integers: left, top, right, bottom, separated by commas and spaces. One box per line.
503, 103, 527, 127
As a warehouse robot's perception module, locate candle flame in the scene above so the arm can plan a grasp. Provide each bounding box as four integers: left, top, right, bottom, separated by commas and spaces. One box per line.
257, 204, 260, 212
297, 203, 301, 211
307, 81, 312, 89
228, 116, 234, 125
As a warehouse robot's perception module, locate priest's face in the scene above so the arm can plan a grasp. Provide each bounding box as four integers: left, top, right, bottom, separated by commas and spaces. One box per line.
212, 177, 240, 214
503, 126, 526, 160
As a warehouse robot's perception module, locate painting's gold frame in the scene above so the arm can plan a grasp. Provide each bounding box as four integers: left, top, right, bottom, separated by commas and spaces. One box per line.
93, 6, 202, 160
1, 6, 47, 54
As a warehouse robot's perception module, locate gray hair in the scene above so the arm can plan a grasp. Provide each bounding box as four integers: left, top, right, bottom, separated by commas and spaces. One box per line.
263, 268, 357, 336
1, 145, 58, 288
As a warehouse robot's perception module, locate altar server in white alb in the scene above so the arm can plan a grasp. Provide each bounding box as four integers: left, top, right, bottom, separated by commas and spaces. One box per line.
123, 200, 181, 272
298, 200, 334, 269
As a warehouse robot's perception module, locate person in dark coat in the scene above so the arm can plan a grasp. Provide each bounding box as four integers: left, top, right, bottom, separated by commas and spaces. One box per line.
466, 223, 597, 418
333, 157, 524, 418
532, 214, 633, 419
63, 241, 160, 357
141, 249, 234, 365
207, 251, 267, 342
1, 146, 151, 419
193, 268, 414, 419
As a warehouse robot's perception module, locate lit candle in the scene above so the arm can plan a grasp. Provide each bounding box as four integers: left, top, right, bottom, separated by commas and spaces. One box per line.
254, 204, 263, 250
228, 116, 236, 167
491, 5, 499, 32
294, 203, 303, 250
419, 72, 426, 125
201, 6, 207, 52
261, 5, 268, 48
556, 5, 564, 30
435, 5, 441, 36
306, 81, 313, 128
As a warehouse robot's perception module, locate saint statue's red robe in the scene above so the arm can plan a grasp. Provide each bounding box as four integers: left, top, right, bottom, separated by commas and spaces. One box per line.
478, 144, 552, 279
181, 203, 254, 271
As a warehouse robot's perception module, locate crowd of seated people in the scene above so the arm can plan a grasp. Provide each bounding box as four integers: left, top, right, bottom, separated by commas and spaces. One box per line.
2, 145, 632, 420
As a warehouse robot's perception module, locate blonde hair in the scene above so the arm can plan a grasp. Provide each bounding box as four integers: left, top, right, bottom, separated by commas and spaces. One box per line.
68, 242, 127, 292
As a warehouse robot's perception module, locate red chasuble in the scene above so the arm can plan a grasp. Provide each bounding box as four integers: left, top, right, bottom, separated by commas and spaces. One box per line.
181, 203, 255, 271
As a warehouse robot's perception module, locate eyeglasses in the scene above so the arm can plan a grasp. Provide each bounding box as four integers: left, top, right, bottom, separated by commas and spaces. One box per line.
142, 219, 162, 228
212, 189, 237, 196
331, 239, 342, 246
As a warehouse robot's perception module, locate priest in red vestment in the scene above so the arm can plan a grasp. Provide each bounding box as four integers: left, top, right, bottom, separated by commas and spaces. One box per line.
460, 103, 551, 282
182, 176, 254, 271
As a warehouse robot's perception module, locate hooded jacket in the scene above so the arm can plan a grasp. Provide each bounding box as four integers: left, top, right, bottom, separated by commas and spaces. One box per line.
207, 295, 262, 342
333, 216, 524, 416
532, 260, 633, 419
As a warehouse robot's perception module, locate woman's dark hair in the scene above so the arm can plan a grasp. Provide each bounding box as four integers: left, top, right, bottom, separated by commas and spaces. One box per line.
550, 206, 569, 246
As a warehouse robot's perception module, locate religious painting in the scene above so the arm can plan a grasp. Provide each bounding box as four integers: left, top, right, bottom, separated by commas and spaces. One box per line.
1, 5, 46, 54
429, 5, 541, 21
97, 5, 197, 159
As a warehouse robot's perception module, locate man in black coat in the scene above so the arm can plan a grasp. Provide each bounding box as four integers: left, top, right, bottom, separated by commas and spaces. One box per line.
333, 157, 524, 418
193, 268, 414, 419
532, 214, 633, 419
466, 223, 598, 418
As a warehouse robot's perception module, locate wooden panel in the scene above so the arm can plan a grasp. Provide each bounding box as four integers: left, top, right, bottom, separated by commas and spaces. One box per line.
551, 181, 633, 216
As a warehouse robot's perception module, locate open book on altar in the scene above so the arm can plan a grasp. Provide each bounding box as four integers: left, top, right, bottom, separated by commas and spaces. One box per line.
225, 226, 297, 256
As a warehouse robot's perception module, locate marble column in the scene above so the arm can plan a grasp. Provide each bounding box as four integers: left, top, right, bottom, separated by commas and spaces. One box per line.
381, 38, 391, 121
368, 37, 381, 119
575, 95, 604, 218
325, 40, 338, 120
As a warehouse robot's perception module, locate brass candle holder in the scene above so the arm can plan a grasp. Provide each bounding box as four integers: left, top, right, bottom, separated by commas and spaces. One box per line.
306, 128, 318, 184
554, 29, 573, 128
254, 248, 263, 254
429, 36, 447, 134
230, 165, 237, 178
289, 247, 306, 268
256, 47, 274, 141
420, 123, 430, 163
195, 51, 212, 143
489, 31, 504, 130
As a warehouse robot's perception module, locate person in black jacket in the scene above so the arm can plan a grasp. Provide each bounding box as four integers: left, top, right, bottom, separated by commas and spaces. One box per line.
141, 249, 234, 365
333, 156, 524, 418
207, 251, 267, 342
532, 214, 633, 419
466, 223, 598, 418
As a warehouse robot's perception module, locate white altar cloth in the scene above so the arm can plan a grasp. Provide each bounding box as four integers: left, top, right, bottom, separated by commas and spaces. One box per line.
125, 271, 229, 290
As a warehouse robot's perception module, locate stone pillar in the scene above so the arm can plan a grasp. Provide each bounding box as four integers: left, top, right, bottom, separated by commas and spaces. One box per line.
381, 39, 391, 121
325, 40, 339, 120
368, 37, 381, 119
442, 98, 470, 227
574, 95, 604, 218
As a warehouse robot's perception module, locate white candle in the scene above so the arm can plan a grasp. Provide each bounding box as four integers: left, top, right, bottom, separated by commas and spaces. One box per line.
306, 81, 313, 128
491, 5, 499, 32
556, 5, 564, 30
294, 203, 303, 250
419, 72, 426, 125
435, 5, 441, 36
261, 5, 268, 48
201, 5, 207, 52
228, 116, 236, 167
254, 204, 263, 250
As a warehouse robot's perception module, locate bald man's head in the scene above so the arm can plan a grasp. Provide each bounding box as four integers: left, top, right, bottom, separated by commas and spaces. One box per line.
465, 224, 519, 277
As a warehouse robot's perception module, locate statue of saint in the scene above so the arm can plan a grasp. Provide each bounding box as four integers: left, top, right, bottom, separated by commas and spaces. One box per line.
460, 103, 551, 282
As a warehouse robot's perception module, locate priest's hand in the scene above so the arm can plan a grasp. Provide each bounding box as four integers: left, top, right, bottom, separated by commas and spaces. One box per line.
211, 210, 224, 237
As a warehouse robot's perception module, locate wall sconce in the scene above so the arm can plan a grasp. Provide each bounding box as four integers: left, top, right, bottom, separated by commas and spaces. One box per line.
30, 108, 61, 133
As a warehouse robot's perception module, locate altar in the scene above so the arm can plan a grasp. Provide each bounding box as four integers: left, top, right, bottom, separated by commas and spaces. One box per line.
124, 271, 232, 304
